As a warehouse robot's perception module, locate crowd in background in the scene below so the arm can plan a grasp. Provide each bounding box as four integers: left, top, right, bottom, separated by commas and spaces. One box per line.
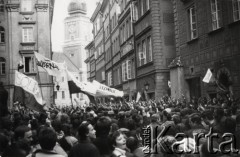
0, 94, 240, 157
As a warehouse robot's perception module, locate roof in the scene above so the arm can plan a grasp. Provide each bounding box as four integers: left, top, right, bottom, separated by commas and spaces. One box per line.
52, 52, 79, 72
90, 1, 102, 22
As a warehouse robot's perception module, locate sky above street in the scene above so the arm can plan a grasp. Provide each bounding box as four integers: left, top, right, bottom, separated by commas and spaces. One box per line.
51, 0, 99, 52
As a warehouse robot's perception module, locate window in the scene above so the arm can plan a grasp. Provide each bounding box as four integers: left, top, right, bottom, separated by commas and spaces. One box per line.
62, 77, 64, 82
210, 0, 221, 30
233, 0, 240, 21
0, 0, 4, 12
107, 71, 112, 86
77, 93, 79, 98
0, 26, 4, 43
147, 37, 153, 62
23, 56, 36, 73
188, 5, 198, 39
142, 40, 147, 65
117, 68, 121, 85
132, 2, 138, 21
70, 53, 74, 57
62, 91, 65, 99
0, 57, 5, 75
122, 24, 125, 42
127, 60, 131, 79
22, 27, 33, 42
102, 71, 105, 81
21, 0, 32, 12
122, 62, 127, 81
146, 0, 150, 10
54, 91, 57, 99
141, 0, 144, 16
126, 20, 129, 39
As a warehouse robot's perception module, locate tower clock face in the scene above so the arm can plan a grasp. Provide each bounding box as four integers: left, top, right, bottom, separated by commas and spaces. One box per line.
68, 24, 75, 33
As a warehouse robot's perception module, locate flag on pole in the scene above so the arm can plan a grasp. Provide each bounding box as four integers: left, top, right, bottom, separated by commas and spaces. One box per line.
13, 71, 45, 112
34, 51, 66, 77
136, 92, 141, 102
203, 68, 214, 83
65, 69, 97, 103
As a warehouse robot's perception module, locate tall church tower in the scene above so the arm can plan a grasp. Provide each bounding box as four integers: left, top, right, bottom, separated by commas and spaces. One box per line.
63, 0, 92, 81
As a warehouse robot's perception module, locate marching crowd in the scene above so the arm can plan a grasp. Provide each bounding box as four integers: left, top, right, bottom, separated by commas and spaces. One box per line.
0, 95, 240, 157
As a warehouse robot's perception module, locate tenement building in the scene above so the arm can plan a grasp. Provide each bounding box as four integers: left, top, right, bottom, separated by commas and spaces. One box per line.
170, 0, 240, 100
0, 0, 55, 106
133, 0, 176, 99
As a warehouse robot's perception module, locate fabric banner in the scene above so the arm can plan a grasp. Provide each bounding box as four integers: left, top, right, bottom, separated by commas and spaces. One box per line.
66, 70, 97, 104
66, 70, 97, 96
14, 71, 45, 112
203, 68, 213, 83
34, 51, 66, 77
92, 80, 124, 97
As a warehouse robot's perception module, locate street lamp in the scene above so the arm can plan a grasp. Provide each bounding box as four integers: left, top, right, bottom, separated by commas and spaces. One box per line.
56, 84, 60, 91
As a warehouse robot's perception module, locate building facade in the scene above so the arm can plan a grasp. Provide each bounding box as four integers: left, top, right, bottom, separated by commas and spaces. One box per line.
170, 0, 240, 100
0, 0, 55, 107
53, 0, 93, 106
133, 0, 176, 99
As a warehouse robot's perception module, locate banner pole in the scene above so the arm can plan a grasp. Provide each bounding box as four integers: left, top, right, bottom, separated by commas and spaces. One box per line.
70, 94, 74, 108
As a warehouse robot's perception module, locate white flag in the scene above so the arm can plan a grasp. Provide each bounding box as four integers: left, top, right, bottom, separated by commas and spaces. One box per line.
66, 69, 97, 96
136, 92, 141, 102
203, 69, 213, 83
34, 51, 66, 77
14, 71, 44, 105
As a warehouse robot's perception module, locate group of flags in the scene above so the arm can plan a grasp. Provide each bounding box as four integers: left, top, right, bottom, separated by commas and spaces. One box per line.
14, 51, 124, 112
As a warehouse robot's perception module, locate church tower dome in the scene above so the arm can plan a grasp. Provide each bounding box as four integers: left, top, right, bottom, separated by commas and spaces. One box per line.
68, 0, 87, 15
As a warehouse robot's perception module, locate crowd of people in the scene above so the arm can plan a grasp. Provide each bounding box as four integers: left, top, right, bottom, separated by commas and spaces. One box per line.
0, 95, 240, 157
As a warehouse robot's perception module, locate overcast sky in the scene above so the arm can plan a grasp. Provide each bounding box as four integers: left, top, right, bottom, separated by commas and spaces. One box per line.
51, 0, 99, 52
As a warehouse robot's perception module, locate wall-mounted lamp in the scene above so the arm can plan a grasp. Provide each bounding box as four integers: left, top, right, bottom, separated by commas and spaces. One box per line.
56, 84, 60, 91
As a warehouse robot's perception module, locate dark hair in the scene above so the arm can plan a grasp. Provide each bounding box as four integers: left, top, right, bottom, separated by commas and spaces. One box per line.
109, 130, 122, 149
190, 114, 201, 125
14, 125, 31, 141
126, 136, 138, 152
0, 133, 9, 154
78, 121, 90, 140
95, 116, 111, 137
38, 127, 57, 150
61, 123, 72, 136
2, 145, 27, 157
236, 114, 240, 124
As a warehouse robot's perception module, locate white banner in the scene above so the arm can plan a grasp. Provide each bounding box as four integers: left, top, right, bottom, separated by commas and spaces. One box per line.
92, 80, 124, 97
14, 71, 44, 105
203, 68, 213, 83
66, 70, 97, 96
34, 51, 66, 77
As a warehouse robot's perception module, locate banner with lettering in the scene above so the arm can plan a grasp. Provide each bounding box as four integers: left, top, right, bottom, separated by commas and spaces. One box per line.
14, 71, 45, 112
92, 80, 124, 97
34, 51, 66, 77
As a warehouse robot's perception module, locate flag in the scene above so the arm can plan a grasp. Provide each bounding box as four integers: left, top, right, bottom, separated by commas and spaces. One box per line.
203, 69, 214, 83
13, 71, 45, 112
136, 92, 141, 102
34, 51, 66, 77
66, 70, 97, 104
92, 80, 124, 97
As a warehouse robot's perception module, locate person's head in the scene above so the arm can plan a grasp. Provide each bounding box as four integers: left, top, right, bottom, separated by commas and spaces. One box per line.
61, 123, 72, 136
38, 127, 57, 151
189, 114, 202, 128
126, 136, 138, 152
78, 121, 96, 140
151, 114, 160, 123
0, 133, 9, 154
14, 125, 32, 145
110, 131, 126, 150
95, 116, 111, 137
2, 145, 27, 157
213, 108, 224, 122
